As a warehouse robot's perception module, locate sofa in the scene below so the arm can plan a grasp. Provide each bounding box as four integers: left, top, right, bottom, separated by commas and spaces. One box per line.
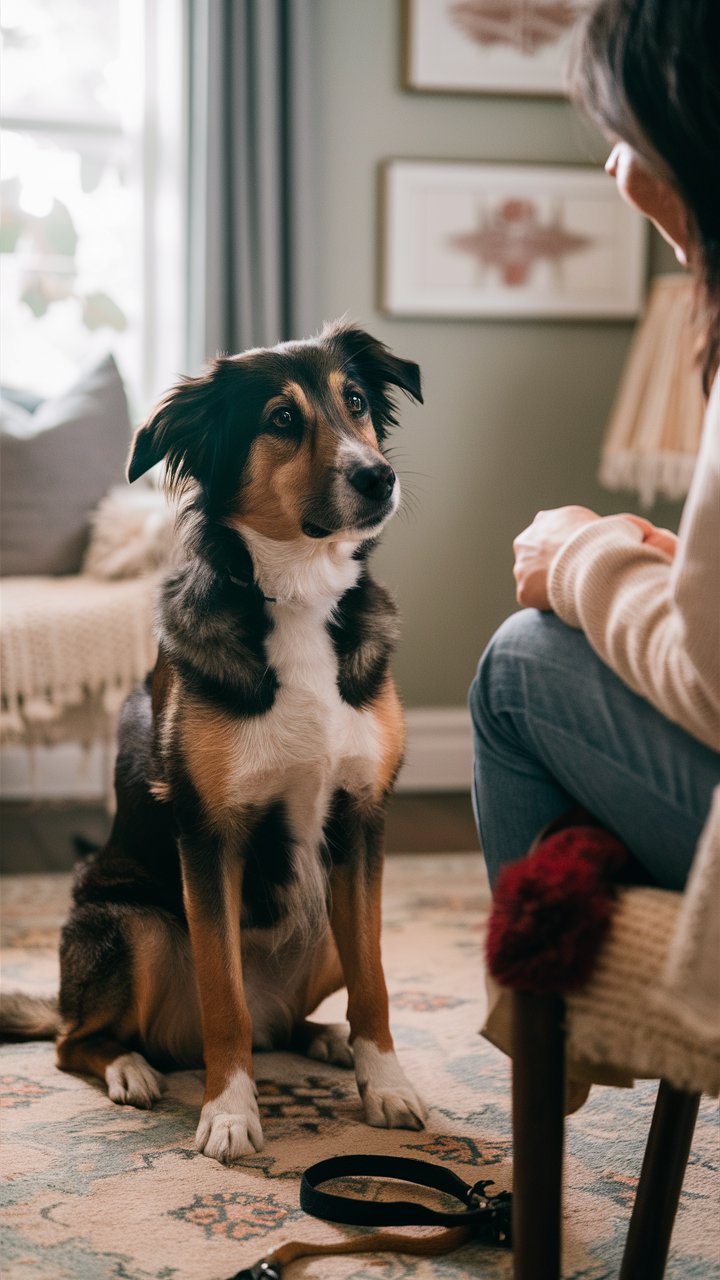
0, 354, 170, 772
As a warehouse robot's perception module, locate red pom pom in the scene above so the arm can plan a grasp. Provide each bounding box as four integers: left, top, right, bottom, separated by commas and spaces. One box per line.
485, 826, 627, 995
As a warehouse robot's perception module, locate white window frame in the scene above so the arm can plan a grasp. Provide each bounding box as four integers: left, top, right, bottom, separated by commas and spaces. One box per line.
141, 0, 189, 407
0, 0, 188, 414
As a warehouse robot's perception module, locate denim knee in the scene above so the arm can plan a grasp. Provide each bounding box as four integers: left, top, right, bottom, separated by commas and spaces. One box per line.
469, 609, 550, 732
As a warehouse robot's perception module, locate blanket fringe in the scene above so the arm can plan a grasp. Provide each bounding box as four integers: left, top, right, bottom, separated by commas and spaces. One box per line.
1, 574, 159, 747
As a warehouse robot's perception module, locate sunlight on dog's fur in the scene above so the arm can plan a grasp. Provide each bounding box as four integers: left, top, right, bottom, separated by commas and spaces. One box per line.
0, 321, 426, 1164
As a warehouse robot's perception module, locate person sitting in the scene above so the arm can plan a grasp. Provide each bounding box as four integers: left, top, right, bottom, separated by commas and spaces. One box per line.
469, 0, 720, 892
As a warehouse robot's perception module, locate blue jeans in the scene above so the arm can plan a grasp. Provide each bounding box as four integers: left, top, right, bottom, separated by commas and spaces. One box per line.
469, 610, 720, 891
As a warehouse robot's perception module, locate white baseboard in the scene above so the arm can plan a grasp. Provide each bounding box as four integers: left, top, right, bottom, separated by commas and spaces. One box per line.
397, 707, 472, 792
0, 706, 472, 801
0, 743, 115, 802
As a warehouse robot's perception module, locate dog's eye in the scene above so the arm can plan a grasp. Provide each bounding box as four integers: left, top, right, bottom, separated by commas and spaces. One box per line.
271, 407, 295, 429
346, 390, 367, 417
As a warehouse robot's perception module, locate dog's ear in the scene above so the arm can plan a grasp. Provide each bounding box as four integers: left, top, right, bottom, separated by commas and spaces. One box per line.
326, 322, 423, 435
127, 361, 230, 493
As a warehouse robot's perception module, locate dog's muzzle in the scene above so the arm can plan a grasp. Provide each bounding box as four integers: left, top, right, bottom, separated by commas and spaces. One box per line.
301, 460, 398, 540
346, 459, 396, 503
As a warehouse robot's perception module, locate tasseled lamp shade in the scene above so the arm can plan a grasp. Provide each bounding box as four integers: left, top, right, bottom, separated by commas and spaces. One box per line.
599, 274, 706, 508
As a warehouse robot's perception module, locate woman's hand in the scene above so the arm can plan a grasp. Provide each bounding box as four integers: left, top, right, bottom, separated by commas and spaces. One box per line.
619, 513, 678, 558
513, 506, 600, 610
513, 507, 678, 613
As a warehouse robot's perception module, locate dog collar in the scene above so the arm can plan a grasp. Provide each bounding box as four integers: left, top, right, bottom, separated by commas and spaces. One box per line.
227, 571, 277, 605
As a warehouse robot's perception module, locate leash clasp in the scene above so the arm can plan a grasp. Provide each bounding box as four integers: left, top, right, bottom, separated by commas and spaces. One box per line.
468, 1179, 513, 1248
229, 1260, 281, 1280
467, 1177, 494, 1207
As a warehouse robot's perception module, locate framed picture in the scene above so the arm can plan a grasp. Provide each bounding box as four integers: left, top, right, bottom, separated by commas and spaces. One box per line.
380, 161, 648, 320
403, 0, 580, 97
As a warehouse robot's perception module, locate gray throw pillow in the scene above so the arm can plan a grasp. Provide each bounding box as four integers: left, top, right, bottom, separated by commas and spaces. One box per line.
1, 354, 133, 576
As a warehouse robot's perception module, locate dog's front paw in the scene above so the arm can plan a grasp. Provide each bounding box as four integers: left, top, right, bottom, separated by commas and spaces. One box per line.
353, 1038, 426, 1131
106, 1052, 166, 1109
196, 1070, 264, 1164
196, 1109, 264, 1163
363, 1079, 426, 1130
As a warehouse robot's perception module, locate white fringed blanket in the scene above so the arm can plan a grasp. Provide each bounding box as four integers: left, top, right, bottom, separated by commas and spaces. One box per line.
0, 574, 159, 746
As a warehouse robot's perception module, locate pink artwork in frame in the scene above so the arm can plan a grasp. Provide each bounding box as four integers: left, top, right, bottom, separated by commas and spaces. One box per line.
404, 0, 582, 96
381, 162, 648, 319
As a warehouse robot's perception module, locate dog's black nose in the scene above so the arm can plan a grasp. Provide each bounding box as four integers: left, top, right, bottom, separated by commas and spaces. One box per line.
347, 460, 396, 501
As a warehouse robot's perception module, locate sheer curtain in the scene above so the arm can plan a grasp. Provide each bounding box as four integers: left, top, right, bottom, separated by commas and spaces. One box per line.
186, 0, 320, 368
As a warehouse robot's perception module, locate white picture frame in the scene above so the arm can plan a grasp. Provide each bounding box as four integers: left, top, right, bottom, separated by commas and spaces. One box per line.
381, 161, 648, 320
403, 0, 580, 97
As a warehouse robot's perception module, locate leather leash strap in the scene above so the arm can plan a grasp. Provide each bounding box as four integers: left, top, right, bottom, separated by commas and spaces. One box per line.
226, 1154, 511, 1278
302, 1153, 510, 1229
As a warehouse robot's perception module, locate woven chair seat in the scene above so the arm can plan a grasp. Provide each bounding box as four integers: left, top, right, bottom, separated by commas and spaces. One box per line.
565, 885, 719, 1097
484, 882, 720, 1102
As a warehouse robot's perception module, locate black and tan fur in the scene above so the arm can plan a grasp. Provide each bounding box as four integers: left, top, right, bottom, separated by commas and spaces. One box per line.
1, 322, 426, 1163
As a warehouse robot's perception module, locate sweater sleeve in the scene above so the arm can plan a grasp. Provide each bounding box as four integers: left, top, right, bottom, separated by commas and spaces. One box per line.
547, 380, 720, 753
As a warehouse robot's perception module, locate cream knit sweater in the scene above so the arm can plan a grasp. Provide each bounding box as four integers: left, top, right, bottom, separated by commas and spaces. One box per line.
548, 371, 720, 753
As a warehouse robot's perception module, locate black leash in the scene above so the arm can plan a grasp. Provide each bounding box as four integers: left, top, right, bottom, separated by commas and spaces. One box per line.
226, 1154, 512, 1278
302, 1154, 512, 1234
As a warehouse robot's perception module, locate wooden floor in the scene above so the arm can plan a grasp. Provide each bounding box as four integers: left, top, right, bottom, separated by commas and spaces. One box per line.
0, 793, 479, 874
386, 791, 479, 853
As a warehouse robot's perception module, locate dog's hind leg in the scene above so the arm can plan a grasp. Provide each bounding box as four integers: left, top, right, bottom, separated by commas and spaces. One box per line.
292, 1020, 354, 1067
287, 927, 352, 1065
57, 903, 166, 1108
56, 1035, 165, 1108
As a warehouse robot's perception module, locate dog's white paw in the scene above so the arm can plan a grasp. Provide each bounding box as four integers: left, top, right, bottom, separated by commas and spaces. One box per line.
195, 1069, 264, 1164
196, 1110, 264, 1163
363, 1081, 426, 1130
105, 1052, 165, 1109
353, 1038, 426, 1130
305, 1022, 354, 1068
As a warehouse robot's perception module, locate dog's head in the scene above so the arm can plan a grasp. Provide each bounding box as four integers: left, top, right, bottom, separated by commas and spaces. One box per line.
128, 322, 422, 543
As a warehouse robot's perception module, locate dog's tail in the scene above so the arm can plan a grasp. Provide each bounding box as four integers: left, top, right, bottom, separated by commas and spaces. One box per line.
0, 991, 61, 1040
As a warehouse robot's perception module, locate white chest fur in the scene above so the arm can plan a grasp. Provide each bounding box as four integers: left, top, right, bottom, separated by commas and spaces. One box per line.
218, 530, 384, 950
262, 596, 381, 788
222, 529, 382, 813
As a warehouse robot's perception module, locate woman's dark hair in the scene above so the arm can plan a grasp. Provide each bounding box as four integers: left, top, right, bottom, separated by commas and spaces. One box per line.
572, 0, 720, 391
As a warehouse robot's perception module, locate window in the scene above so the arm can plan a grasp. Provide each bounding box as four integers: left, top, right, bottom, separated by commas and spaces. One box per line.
0, 0, 186, 414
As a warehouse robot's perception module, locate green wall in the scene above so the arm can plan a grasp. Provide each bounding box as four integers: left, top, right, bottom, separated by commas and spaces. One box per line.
314, 0, 682, 707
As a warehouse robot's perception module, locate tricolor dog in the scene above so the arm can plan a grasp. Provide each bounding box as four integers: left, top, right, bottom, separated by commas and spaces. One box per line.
1, 322, 425, 1163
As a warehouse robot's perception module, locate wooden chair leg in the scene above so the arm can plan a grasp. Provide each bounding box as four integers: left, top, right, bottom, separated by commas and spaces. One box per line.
511, 992, 566, 1280
619, 1079, 700, 1280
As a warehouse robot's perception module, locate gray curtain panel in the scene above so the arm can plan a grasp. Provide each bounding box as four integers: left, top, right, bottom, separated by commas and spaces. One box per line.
187, 0, 320, 367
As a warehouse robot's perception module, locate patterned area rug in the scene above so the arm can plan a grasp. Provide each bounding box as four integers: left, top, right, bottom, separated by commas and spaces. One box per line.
1, 856, 718, 1280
